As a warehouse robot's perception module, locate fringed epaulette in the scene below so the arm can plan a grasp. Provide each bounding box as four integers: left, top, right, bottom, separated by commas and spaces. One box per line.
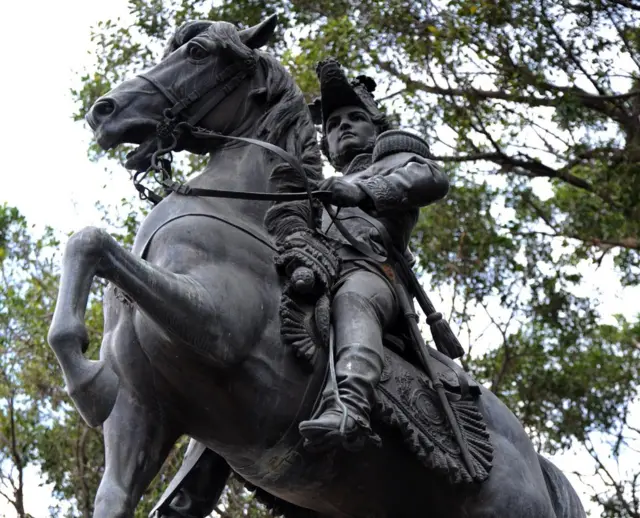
372, 130, 431, 162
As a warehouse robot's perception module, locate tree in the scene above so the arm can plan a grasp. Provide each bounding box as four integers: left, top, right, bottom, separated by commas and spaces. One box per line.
68, 0, 640, 515
0, 203, 105, 517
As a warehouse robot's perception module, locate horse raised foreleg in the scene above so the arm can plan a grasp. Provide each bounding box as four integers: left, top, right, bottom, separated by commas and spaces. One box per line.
94, 387, 179, 518
49, 226, 219, 427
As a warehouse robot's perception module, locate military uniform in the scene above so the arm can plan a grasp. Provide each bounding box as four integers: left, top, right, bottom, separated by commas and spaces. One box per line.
298, 123, 449, 448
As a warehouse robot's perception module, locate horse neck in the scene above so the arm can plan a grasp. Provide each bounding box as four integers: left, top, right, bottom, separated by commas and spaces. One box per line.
187, 68, 319, 224
187, 135, 274, 222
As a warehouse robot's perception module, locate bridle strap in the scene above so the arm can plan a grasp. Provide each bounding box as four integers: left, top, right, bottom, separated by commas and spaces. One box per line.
139, 73, 181, 106
134, 55, 324, 228
186, 60, 254, 125
139, 59, 255, 128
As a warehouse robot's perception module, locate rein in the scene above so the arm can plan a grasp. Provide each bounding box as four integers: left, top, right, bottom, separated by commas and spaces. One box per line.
134, 56, 330, 231
134, 122, 333, 231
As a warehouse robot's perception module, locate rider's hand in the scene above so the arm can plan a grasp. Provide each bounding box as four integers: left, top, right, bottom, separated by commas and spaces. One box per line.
320, 177, 367, 207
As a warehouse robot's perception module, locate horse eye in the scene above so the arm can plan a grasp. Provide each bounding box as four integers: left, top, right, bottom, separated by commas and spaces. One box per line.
188, 43, 208, 61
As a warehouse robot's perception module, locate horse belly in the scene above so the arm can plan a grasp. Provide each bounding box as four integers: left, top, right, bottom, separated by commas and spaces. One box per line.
231, 434, 443, 518
230, 391, 561, 518
101, 286, 166, 404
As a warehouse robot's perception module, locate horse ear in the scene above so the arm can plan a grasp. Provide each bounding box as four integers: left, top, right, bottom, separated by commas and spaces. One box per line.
238, 14, 278, 49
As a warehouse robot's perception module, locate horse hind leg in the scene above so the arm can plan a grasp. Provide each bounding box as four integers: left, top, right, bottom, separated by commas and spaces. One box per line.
94, 386, 179, 518
538, 455, 587, 518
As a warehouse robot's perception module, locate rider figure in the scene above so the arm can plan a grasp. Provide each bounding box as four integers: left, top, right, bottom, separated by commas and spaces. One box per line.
284, 58, 450, 450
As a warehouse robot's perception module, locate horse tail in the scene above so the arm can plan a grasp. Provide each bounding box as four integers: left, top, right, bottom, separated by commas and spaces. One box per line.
538, 454, 587, 518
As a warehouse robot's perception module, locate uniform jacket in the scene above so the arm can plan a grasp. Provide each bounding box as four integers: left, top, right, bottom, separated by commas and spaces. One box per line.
323, 130, 449, 258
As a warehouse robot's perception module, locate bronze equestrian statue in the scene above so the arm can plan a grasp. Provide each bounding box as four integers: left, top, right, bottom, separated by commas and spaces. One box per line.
47, 14, 586, 518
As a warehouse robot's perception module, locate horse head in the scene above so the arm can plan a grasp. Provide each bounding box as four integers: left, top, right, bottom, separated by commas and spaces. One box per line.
86, 15, 280, 171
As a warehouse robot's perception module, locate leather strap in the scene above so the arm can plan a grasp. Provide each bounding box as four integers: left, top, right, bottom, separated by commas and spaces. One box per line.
139, 59, 255, 127
138, 212, 278, 262
186, 61, 254, 125
162, 180, 332, 203
159, 128, 330, 228
139, 73, 181, 105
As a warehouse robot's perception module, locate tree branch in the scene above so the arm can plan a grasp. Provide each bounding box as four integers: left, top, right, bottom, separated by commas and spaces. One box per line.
586, 439, 638, 518
374, 57, 558, 107
609, 0, 640, 13
509, 228, 640, 251
605, 6, 640, 71
377, 87, 407, 102
8, 392, 25, 518
434, 150, 597, 192
540, 0, 606, 95
374, 53, 639, 121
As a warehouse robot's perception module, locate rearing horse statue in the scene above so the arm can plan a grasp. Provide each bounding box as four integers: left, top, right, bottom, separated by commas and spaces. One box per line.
48, 15, 587, 518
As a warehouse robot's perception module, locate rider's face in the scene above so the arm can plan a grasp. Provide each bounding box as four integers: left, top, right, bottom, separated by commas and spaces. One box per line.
325, 106, 377, 164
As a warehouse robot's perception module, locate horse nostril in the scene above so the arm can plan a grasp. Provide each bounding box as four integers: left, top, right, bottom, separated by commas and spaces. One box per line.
93, 98, 116, 118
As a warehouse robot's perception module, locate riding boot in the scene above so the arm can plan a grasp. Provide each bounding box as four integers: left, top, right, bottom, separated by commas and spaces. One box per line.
299, 341, 383, 452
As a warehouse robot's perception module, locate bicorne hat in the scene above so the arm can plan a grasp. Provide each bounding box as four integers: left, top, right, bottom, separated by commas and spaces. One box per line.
309, 58, 390, 133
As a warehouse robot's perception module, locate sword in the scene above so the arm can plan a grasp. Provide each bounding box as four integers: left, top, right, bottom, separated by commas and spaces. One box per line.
393, 280, 477, 480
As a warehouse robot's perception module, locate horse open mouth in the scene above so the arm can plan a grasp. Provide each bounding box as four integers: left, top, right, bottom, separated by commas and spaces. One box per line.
94, 119, 158, 150
124, 139, 158, 171
93, 119, 159, 171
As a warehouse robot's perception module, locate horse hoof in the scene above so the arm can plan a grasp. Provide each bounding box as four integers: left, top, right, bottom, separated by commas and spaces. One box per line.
67, 360, 120, 428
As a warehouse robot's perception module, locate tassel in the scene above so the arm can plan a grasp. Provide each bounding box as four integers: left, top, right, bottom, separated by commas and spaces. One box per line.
427, 312, 465, 359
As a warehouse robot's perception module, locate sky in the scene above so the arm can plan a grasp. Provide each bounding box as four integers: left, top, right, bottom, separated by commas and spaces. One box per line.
0, 2, 132, 516
0, 0, 134, 236
0, 0, 639, 516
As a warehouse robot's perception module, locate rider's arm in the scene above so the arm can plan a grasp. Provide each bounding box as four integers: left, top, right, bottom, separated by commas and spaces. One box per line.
264, 164, 321, 243
356, 153, 449, 213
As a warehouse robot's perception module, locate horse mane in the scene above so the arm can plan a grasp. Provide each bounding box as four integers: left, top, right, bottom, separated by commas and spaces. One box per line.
254, 52, 323, 190
255, 52, 323, 239
163, 21, 323, 236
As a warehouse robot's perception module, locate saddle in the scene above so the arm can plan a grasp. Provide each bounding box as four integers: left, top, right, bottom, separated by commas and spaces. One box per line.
375, 341, 492, 484
281, 285, 492, 485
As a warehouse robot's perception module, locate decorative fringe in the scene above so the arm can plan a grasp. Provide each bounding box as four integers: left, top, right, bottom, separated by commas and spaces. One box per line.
374, 350, 492, 484
375, 385, 492, 484
279, 295, 332, 367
